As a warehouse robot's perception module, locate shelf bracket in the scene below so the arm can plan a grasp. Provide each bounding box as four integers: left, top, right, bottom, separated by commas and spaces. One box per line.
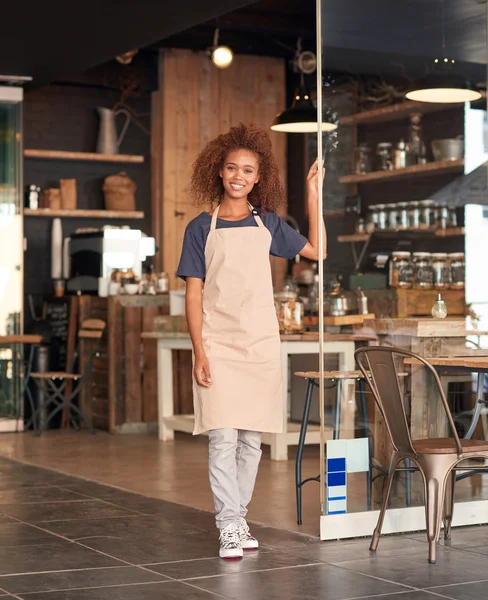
350, 235, 372, 272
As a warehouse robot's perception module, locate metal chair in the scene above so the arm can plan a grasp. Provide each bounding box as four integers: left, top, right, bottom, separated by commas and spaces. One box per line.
28, 319, 105, 434
355, 346, 488, 564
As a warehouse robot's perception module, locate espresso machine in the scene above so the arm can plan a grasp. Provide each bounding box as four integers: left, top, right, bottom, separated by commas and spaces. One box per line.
67, 227, 156, 293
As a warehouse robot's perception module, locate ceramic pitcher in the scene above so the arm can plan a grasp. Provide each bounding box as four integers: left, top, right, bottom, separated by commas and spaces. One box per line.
96, 107, 131, 154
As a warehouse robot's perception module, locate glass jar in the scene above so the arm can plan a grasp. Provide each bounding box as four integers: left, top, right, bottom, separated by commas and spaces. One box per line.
397, 202, 409, 229
389, 252, 413, 289
376, 143, 393, 171
431, 253, 451, 290
448, 206, 458, 228
448, 252, 465, 290
407, 201, 420, 229
376, 204, 387, 230
274, 291, 304, 334
419, 199, 435, 229
354, 145, 372, 175
157, 272, 169, 293
367, 205, 378, 231
412, 252, 434, 290
386, 203, 397, 230
437, 203, 449, 230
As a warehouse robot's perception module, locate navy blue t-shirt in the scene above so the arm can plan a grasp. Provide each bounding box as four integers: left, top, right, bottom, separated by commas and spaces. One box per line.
177, 210, 308, 281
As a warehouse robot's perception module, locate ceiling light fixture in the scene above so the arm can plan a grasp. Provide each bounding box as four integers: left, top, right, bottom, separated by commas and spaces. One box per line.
406, 0, 481, 103
271, 39, 336, 133
209, 29, 233, 69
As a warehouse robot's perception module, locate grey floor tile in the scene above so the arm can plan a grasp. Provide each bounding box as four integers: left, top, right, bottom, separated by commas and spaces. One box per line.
0, 542, 123, 576
287, 536, 430, 564
0, 523, 64, 547
146, 551, 319, 579
189, 563, 409, 600
79, 531, 222, 564
0, 500, 142, 523
429, 580, 488, 599
0, 486, 87, 505
41, 514, 204, 540
15, 580, 224, 599
332, 546, 488, 588
240, 526, 319, 551
0, 566, 168, 594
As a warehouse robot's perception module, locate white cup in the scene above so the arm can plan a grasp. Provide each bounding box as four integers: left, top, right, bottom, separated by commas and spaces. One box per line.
98, 278, 109, 297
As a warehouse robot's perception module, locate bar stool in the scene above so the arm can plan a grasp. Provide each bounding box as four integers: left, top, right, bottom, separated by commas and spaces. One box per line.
294, 370, 387, 525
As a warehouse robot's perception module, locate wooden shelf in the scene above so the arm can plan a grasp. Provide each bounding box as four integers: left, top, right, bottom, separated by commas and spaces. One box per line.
24, 149, 144, 163
339, 159, 464, 184
339, 101, 454, 126
24, 208, 144, 219
338, 228, 465, 243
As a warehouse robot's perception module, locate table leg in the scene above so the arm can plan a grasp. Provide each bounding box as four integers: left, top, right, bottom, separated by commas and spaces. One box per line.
158, 343, 175, 442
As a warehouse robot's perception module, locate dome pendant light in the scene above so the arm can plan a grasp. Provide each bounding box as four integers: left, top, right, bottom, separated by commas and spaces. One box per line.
271, 75, 337, 133
406, 0, 481, 103
406, 59, 482, 103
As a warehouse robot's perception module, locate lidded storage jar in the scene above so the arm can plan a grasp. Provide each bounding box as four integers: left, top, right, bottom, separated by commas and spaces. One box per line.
431, 253, 451, 290
412, 252, 433, 290
274, 290, 304, 334
448, 252, 465, 290
102, 172, 136, 211
389, 251, 413, 289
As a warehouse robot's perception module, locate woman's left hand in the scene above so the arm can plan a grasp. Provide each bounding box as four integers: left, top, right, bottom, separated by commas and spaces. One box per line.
306, 159, 325, 201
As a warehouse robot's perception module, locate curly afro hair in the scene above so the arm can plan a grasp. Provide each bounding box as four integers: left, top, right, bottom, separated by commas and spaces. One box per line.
190, 122, 286, 212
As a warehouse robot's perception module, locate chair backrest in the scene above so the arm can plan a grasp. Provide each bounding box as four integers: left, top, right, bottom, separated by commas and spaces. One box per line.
78, 319, 106, 339
354, 346, 462, 455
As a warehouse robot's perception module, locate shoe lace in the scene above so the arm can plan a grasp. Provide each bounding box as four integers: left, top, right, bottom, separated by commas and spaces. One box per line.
220, 524, 240, 547
239, 519, 252, 539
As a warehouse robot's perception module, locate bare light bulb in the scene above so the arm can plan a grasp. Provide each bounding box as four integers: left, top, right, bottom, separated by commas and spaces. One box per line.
211, 46, 233, 69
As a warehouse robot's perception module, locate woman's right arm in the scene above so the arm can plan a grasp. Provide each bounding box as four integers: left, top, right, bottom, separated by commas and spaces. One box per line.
185, 277, 212, 387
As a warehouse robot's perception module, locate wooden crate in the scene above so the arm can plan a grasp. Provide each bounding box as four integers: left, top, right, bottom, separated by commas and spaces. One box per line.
365, 288, 465, 319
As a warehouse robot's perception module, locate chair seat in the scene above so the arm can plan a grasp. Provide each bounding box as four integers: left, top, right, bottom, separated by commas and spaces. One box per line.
30, 372, 81, 379
413, 438, 488, 454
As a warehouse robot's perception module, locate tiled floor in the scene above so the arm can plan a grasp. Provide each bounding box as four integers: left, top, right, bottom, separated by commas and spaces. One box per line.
0, 456, 486, 598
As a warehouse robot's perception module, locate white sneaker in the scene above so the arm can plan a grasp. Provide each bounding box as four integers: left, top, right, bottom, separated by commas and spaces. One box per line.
219, 523, 243, 559
238, 517, 259, 550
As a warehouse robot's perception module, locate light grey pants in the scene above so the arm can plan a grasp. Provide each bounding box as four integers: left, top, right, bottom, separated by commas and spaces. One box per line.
208, 428, 262, 530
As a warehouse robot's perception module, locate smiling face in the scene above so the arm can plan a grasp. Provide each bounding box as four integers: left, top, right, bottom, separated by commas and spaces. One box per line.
219, 149, 260, 201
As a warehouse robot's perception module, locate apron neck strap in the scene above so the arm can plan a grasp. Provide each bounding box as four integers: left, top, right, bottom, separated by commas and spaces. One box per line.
210, 204, 220, 231
249, 202, 264, 228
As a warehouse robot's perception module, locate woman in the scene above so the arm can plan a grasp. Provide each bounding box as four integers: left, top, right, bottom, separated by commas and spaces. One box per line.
177, 123, 326, 559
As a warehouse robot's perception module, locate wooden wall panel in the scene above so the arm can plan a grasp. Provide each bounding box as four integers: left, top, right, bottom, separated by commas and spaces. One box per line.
157, 49, 287, 291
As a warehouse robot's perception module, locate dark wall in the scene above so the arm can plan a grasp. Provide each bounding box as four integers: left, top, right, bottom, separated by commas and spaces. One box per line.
23, 83, 151, 321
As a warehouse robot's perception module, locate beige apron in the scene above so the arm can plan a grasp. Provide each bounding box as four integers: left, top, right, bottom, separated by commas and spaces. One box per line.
193, 203, 283, 435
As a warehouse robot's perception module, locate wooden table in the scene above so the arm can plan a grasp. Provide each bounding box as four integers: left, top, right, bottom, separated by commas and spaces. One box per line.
142, 331, 375, 461
405, 355, 488, 440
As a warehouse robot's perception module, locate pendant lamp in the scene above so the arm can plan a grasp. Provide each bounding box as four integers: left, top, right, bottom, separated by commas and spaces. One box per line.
406, 0, 482, 104
271, 81, 337, 133
406, 62, 482, 104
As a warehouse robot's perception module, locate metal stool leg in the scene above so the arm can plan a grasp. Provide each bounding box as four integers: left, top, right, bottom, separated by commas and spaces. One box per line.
333, 379, 342, 440
296, 378, 316, 525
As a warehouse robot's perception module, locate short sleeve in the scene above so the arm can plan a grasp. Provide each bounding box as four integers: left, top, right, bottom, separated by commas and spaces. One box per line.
267, 213, 308, 259
176, 227, 206, 281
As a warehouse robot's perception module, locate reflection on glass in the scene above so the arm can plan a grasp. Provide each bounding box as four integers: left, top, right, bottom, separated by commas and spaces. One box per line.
0, 93, 23, 421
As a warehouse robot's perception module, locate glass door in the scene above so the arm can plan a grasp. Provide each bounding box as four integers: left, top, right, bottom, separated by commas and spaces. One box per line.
0, 87, 23, 428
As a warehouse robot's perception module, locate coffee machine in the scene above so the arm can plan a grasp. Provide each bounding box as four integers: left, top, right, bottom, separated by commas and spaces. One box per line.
67, 228, 156, 293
